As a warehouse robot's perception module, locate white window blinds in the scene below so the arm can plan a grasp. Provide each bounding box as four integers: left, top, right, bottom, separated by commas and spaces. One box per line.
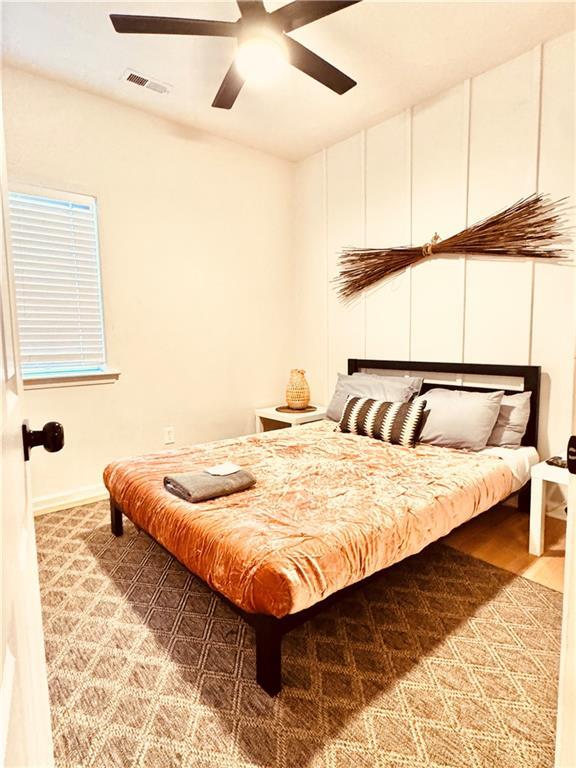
8, 188, 106, 378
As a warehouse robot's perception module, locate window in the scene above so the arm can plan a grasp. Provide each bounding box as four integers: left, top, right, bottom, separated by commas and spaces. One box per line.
8, 187, 110, 383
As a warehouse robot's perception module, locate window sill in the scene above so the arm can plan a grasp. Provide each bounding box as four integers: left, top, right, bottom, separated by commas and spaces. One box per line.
23, 370, 121, 390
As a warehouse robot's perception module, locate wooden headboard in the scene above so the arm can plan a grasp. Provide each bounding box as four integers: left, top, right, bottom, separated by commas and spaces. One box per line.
347, 359, 541, 448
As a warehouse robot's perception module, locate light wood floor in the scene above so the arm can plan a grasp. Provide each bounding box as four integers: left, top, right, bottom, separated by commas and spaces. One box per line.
443, 505, 566, 593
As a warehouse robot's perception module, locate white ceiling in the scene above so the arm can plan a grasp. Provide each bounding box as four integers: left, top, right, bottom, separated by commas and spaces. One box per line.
3, 1, 575, 161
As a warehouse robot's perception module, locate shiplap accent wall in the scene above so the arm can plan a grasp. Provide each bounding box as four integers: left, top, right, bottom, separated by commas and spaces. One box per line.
294, 33, 575, 457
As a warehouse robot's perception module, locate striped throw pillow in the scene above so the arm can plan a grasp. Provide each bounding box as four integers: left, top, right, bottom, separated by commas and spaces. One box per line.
338, 396, 427, 447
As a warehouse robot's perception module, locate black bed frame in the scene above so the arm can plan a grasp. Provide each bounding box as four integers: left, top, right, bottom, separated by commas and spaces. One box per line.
109, 358, 541, 696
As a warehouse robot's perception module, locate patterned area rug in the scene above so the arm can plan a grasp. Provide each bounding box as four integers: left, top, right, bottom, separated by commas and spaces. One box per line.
36, 501, 561, 768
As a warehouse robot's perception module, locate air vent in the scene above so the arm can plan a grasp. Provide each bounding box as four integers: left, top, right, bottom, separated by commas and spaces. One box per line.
127, 73, 148, 87
145, 80, 169, 95
121, 69, 171, 95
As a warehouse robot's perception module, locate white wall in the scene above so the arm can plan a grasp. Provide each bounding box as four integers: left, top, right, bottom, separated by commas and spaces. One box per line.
294, 32, 576, 461
3, 67, 296, 511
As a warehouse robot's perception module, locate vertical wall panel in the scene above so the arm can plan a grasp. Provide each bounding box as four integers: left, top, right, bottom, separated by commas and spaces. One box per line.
464, 48, 540, 365
293, 151, 327, 403
411, 84, 469, 362
465, 259, 534, 365
365, 111, 411, 359
539, 31, 575, 198
468, 48, 540, 220
532, 31, 576, 455
326, 133, 365, 387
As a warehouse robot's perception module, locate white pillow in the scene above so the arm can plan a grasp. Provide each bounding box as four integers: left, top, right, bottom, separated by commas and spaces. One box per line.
327, 373, 421, 422
487, 391, 531, 448
418, 388, 504, 451
353, 372, 423, 394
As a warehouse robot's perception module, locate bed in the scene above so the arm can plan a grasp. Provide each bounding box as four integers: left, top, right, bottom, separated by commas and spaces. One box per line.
104, 359, 540, 695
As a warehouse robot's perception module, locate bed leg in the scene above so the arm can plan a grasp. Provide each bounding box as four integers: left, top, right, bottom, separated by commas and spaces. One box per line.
254, 616, 283, 697
110, 499, 123, 536
518, 482, 531, 514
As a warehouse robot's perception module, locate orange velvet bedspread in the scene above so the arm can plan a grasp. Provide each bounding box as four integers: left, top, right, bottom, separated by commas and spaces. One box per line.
103, 421, 514, 618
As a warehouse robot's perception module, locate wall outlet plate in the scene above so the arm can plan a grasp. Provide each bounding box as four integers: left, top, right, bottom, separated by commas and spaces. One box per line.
163, 426, 175, 445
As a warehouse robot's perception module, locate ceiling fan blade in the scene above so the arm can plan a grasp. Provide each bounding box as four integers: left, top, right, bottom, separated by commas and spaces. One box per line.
237, 1, 266, 16
212, 63, 245, 109
284, 36, 356, 94
272, 1, 361, 33
110, 14, 238, 37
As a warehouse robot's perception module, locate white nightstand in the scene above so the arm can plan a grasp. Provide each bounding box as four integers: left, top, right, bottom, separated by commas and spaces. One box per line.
255, 405, 327, 433
529, 460, 569, 556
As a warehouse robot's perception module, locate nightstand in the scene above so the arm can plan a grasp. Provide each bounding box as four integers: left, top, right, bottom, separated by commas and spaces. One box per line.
529, 460, 569, 556
255, 405, 327, 433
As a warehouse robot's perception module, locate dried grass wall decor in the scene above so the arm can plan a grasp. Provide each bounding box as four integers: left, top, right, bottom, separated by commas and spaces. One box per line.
335, 194, 572, 302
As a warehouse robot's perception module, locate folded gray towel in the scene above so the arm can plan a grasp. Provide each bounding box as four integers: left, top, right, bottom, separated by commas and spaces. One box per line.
163, 469, 256, 503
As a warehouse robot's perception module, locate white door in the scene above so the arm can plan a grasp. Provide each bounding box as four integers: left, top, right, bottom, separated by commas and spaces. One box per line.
0, 75, 54, 765
555, 434, 576, 767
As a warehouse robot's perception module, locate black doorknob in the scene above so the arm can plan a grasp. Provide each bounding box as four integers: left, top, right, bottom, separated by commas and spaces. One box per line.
568, 435, 576, 475
22, 421, 64, 461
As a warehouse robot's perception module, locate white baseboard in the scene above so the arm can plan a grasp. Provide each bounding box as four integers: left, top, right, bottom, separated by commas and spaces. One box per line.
32, 485, 108, 516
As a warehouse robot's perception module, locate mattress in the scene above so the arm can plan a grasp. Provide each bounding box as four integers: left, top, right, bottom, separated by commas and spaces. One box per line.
103, 420, 515, 618
480, 445, 539, 491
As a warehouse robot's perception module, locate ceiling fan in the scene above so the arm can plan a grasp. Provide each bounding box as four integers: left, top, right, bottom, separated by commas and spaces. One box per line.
110, 0, 361, 109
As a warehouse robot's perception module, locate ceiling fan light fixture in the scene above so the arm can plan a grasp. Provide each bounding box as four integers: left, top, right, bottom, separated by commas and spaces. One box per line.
235, 33, 288, 85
